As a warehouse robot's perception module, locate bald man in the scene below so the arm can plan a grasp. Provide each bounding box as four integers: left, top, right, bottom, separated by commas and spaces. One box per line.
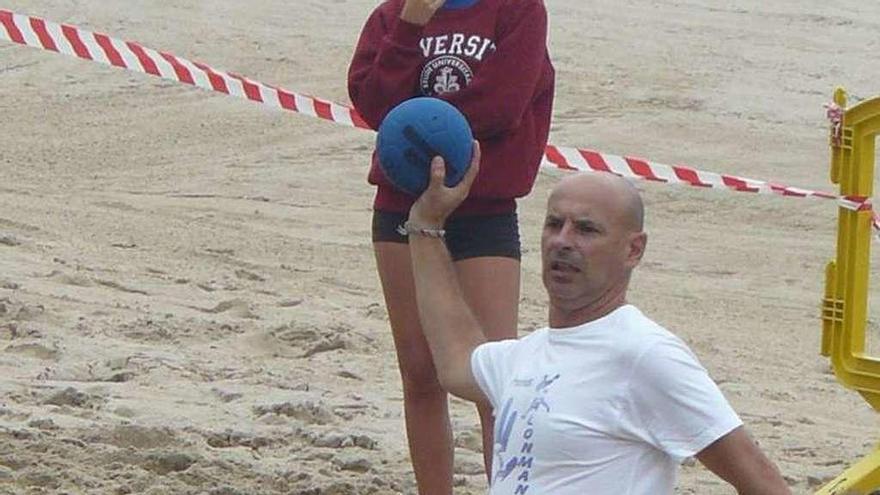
403, 144, 791, 494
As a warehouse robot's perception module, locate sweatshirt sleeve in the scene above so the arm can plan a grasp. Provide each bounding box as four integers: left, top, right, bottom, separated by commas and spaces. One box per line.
440, 0, 549, 139
347, 5, 426, 130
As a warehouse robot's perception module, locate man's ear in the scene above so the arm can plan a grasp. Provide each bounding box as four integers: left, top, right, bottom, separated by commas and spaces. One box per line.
626, 232, 647, 268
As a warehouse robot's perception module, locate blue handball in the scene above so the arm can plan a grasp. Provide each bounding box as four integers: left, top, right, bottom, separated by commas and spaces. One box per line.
376, 97, 474, 196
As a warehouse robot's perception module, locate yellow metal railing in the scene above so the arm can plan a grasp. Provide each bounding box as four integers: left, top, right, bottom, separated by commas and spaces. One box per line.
817, 87, 880, 494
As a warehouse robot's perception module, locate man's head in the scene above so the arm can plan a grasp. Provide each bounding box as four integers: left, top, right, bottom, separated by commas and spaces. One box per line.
541, 172, 647, 325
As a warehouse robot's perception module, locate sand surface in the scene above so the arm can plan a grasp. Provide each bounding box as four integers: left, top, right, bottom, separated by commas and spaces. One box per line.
1, 1, 880, 493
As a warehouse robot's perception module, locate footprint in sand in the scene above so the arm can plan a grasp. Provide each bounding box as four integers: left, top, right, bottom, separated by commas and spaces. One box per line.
4, 342, 59, 361
46, 270, 94, 288
454, 428, 483, 454
234, 269, 266, 282
203, 430, 275, 450
41, 387, 105, 409
92, 200, 140, 213
211, 388, 244, 403
45, 357, 136, 383
191, 299, 259, 319
0, 298, 45, 323
95, 279, 148, 295
141, 452, 199, 475
0, 234, 21, 246
309, 431, 378, 450
253, 399, 336, 425
277, 299, 303, 308
454, 456, 485, 476
89, 424, 178, 450
44, 271, 148, 295
319, 276, 369, 297
266, 322, 353, 359
332, 452, 373, 473
0, 218, 40, 233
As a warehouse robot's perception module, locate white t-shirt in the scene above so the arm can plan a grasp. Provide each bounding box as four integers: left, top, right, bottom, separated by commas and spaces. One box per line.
471, 304, 742, 494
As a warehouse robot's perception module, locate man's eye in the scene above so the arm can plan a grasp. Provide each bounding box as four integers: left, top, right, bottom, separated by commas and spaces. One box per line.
545, 218, 562, 228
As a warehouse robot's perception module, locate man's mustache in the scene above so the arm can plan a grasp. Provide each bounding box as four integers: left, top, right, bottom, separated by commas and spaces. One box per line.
547, 249, 583, 266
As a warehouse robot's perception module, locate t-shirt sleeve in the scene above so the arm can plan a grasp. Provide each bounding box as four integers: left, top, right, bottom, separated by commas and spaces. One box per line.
623, 338, 743, 462
470, 339, 520, 409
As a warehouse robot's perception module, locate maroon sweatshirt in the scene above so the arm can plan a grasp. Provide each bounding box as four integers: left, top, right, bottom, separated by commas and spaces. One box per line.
348, 0, 555, 216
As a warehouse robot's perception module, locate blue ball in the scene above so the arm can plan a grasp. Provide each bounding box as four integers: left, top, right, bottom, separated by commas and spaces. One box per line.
376, 97, 474, 196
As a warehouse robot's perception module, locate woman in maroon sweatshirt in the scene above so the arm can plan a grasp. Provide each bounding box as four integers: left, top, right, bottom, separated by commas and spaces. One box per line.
348, 0, 554, 492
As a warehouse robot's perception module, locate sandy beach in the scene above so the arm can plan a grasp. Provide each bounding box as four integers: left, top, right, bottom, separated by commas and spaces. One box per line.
2, 1, 880, 493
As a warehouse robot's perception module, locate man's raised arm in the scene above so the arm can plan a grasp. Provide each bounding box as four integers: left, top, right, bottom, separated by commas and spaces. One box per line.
407, 144, 489, 404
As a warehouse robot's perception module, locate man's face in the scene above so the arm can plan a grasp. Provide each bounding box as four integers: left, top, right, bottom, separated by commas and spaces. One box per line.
540, 179, 643, 310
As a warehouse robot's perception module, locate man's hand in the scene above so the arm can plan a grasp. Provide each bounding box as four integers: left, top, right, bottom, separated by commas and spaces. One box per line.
409, 141, 481, 227
400, 0, 446, 26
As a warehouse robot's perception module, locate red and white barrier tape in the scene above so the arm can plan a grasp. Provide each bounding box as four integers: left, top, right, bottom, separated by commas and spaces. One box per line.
825, 102, 844, 148
839, 196, 873, 213
544, 144, 834, 198
1, 9, 877, 229
0, 10, 369, 129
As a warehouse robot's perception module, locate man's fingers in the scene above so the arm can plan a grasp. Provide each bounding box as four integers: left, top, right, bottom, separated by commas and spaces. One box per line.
470, 140, 481, 173
428, 155, 446, 190
426, 142, 478, 195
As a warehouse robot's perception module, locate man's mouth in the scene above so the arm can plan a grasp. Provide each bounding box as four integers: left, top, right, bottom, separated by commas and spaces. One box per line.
550, 260, 580, 273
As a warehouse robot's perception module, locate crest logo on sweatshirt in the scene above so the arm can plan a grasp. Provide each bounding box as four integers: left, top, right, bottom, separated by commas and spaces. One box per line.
420, 56, 473, 96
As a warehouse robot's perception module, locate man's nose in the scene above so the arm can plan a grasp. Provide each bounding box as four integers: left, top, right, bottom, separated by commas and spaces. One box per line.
547, 221, 575, 249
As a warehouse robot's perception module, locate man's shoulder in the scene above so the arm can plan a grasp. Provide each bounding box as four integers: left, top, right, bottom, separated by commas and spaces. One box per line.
618, 304, 678, 335
510, 326, 551, 347
475, 327, 547, 355
612, 305, 690, 358
616, 308, 707, 379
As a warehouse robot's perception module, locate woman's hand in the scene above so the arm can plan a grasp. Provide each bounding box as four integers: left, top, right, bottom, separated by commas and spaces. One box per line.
400, 0, 445, 26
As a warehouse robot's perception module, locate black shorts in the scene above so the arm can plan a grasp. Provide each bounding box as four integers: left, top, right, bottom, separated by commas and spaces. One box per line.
372, 210, 521, 261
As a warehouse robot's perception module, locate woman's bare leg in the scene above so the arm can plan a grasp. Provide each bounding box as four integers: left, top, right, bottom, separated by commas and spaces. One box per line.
375, 241, 453, 495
